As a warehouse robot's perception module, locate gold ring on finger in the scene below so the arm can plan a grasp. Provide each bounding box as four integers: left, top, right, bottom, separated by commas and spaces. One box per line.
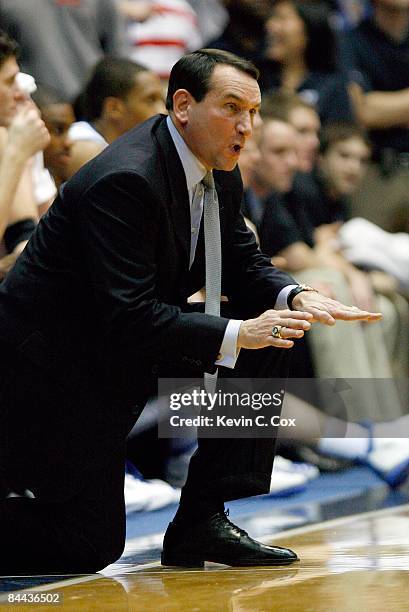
272, 325, 283, 339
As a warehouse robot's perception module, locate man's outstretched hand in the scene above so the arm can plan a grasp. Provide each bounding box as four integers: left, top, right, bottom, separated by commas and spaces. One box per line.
291, 290, 382, 326
237, 292, 382, 351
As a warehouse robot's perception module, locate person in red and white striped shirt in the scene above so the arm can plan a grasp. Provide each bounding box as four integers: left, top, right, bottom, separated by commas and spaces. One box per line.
121, 0, 203, 79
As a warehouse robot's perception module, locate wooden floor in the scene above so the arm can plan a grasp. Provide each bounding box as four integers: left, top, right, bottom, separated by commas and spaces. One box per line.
2, 504, 409, 611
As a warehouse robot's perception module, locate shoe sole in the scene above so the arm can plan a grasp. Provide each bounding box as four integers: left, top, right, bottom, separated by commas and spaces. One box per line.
161, 554, 299, 568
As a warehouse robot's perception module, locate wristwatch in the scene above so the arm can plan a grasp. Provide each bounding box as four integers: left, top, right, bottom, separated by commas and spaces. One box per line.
287, 284, 318, 310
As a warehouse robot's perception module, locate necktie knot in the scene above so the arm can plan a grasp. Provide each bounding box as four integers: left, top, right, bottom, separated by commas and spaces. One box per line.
202, 171, 215, 191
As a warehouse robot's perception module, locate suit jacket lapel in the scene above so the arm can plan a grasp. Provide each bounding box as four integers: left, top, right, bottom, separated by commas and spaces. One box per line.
154, 119, 191, 265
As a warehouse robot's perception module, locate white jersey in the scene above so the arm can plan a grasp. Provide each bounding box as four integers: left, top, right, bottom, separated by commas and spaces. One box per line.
68, 121, 108, 146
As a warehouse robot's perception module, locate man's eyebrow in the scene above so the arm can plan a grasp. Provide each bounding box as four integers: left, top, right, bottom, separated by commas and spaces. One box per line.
223, 93, 261, 108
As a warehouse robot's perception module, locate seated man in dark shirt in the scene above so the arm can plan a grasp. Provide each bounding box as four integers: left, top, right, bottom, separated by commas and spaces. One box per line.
252, 111, 319, 271
341, 0, 409, 232
297, 122, 409, 380
256, 116, 404, 421
243, 90, 322, 237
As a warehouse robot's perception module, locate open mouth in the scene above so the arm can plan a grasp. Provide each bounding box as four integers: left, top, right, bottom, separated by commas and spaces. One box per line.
232, 144, 242, 154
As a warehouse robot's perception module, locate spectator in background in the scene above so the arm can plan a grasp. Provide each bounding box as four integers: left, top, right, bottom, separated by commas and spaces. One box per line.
208, 0, 276, 65
242, 91, 321, 231
334, 0, 371, 29
32, 87, 75, 192
261, 90, 321, 174
240, 92, 321, 239
315, 123, 409, 378
255, 112, 403, 421
251, 116, 299, 210
261, 0, 354, 124
0, 31, 49, 278
286, 98, 321, 174
0, 0, 127, 101
185, 0, 228, 45
315, 123, 372, 223
120, 0, 202, 80
239, 135, 264, 233
67, 57, 165, 176
16, 74, 58, 220
342, 0, 409, 233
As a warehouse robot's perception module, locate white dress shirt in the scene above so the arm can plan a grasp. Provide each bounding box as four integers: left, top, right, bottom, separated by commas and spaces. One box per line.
166, 116, 296, 368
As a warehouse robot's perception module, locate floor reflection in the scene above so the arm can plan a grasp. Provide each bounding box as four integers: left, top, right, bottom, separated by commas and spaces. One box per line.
3, 506, 409, 611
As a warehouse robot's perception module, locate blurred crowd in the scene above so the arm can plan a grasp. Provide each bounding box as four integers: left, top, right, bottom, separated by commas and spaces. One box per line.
0, 0, 408, 511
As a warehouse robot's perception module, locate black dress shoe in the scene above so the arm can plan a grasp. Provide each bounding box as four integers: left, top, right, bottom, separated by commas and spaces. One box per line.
161, 510, 299, 568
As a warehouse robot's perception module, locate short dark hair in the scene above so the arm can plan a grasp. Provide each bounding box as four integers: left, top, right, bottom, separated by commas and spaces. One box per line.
77, 56, 148, 121
0, 29, 19, 68
260, 90, 316, 123
166, 48, 259, 111
319, 122, 371, 154
32, 84, 68, 111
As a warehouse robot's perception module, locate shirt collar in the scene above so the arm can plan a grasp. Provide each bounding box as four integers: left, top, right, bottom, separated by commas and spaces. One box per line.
166, 115, 207, 193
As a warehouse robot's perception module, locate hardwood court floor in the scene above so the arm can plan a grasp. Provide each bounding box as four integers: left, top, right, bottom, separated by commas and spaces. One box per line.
1, 505, 409, 611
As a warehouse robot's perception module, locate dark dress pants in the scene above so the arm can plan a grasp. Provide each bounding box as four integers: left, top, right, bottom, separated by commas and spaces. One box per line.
179, 301, 291, 502
0, 334, 290, 575
180, 345, 291, 503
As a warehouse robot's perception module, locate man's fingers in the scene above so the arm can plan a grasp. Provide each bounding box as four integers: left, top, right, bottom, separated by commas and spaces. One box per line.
267, 324, 306, 341
363, 314, 383, 323
334, 310, 383, 321
325, 302, 383, 321
302, 306, 336, 325
267, 337, 294, 349
301, 299, 383, 325
282, 318, 312, 330
285, 328, 305, 338
295, 293, 383, 324
274, 309, 314, 320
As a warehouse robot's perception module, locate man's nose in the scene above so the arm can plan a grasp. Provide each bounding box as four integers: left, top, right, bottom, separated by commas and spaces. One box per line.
63, 135, 73, 151
14, 86, 27, 104
347, 157, 362, 173
311, 134, 320, 149
288, 151, 299, 169
237, 113, 253, 137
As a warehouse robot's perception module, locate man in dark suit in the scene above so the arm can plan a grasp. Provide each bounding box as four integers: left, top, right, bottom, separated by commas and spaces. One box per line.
0, 49, 381, 574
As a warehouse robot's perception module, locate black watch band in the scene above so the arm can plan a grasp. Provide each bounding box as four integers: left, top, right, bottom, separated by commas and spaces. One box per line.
287, 284, 317, 310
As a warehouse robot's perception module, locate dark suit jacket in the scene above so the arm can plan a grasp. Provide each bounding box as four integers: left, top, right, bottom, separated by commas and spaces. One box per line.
0, 115, 295, 411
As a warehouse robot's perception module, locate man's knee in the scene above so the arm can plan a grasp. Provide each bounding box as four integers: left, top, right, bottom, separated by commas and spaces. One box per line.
52, 529, 126, 574
94, 535, 126, 570
72, 513, 126, 572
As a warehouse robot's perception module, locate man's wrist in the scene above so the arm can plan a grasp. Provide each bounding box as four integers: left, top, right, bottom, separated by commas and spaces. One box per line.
216, 319, 242, 368
287, 284, 318, 310
4, 142, 30, 166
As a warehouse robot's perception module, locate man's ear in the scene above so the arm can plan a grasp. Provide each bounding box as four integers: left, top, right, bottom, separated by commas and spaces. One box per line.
172, 89, 192, 126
